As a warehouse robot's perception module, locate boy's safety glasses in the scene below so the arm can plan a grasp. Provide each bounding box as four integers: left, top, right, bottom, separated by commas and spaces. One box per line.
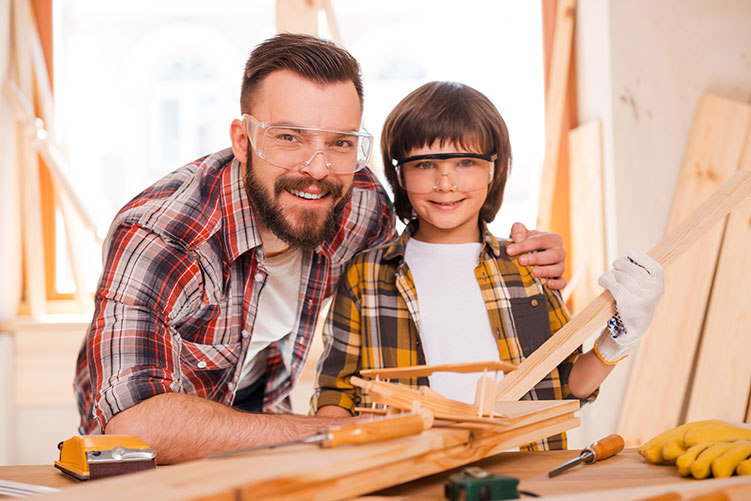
242, 114, 374, 174
394, 152, 496, 194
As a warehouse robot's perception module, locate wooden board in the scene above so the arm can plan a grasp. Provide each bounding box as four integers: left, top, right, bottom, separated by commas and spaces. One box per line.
618, 95, 751, 446
684, 134, 751, 423
495, 168, 751, 403
35, 414, 579, 500
537, 0, 576, 230
531, 476, 751, 501
567, 120, 605, 313
276, 0, 321, 35
360, 360, 516, 379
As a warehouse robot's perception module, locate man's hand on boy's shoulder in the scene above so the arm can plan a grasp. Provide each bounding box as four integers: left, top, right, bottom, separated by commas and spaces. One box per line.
506, 222, 567, 290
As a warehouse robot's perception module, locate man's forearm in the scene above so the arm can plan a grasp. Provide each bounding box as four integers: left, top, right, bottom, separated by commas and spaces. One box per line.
105, 392, 349, 464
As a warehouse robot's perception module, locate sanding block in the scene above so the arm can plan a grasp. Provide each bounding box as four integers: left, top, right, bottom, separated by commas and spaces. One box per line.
54, 435, 156, 481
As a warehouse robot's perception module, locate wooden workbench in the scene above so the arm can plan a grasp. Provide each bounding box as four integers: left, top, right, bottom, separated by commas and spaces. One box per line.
3, 449, 748, 500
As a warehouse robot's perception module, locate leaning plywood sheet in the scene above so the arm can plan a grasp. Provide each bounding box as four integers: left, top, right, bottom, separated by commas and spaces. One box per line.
495, 169, 751, 403
37, 413, 578, 501
618, 95, 751, 446
685, 135, 751, 423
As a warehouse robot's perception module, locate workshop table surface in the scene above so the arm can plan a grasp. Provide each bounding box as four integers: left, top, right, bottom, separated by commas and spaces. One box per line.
1, 448, 719, 499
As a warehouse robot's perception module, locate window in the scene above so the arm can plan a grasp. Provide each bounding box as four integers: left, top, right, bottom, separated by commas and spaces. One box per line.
53, 0, 544, 294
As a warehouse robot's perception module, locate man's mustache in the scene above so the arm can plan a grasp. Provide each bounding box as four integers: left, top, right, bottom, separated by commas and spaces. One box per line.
274, 176, 344, 199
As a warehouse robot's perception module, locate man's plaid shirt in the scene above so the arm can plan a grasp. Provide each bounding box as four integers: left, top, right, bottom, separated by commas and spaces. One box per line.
313, 221, 596, 450
74, 148, 395, 434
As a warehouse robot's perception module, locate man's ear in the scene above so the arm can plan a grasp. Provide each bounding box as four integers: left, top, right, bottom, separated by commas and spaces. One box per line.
230, 119, 248, 165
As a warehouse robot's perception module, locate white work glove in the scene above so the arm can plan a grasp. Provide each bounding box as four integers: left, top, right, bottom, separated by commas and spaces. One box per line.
594, 247, 664, 364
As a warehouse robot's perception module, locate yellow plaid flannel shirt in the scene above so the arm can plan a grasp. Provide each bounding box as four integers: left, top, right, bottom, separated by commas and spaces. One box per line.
313, 221, 597, 450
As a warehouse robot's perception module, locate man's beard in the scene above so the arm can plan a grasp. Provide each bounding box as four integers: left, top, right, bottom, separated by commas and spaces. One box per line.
243, 148, 352, 251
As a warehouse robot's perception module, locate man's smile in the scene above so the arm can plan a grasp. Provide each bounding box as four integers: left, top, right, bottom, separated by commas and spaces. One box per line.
286, 188, 329, 201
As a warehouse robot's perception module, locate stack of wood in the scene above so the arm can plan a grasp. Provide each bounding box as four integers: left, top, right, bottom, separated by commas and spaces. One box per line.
618, 94, 751, 446
39, 363, 580, 501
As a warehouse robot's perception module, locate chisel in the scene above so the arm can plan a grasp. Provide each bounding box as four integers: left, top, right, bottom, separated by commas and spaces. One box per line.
211, 409, 434, 458
548, 433, 625, 477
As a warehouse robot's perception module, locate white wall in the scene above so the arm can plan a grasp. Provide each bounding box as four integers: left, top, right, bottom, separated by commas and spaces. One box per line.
569, 0, 751, 448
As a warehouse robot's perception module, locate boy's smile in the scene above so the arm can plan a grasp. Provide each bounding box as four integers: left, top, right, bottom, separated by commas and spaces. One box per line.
406, 142, 491, 244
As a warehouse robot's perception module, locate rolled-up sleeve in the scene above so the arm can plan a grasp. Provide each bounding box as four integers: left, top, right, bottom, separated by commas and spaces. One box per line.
85, 223, 201, 430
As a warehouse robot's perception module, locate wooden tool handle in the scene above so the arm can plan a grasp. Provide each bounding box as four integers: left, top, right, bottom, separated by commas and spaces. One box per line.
495, 170, 751, 402
321, 409, 433, 448
589, 433, 625, 461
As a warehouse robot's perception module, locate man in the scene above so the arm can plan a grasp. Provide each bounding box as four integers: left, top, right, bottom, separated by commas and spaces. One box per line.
74, 33, 566, 464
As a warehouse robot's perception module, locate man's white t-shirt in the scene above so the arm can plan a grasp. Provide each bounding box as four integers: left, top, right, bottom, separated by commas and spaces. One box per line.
404, 238, 503, 405
236, 248, 303, 389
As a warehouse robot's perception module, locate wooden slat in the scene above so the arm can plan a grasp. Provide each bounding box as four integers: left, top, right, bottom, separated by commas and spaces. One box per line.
566, 120, 605, 313
618, 95, 751, 446
360, 360, 516, 379
537, 0, 576, 230
684, 133, 751, 423
496, 169, 751, 403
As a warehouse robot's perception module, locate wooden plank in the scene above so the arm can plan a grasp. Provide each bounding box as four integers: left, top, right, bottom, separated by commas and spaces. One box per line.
495, 169, 751, 403
256, 416, 579, 501
276, 0, 320, 35
36, 413, 578, 501
530, 477, 751, 501
618, 95, 751, 446
567, 120, 605, 313
684, 133, 751, 423
360, 360, 516, 379
536, 0, 576, 230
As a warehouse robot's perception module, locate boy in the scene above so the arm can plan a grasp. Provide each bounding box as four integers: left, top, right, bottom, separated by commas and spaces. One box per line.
313, 81, 663, 450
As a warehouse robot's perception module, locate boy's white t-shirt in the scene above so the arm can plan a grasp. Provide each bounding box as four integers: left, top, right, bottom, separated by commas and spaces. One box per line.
404, 238, 503, 405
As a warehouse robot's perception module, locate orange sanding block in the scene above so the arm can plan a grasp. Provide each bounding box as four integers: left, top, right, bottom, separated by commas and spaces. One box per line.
54, 435, 156, 481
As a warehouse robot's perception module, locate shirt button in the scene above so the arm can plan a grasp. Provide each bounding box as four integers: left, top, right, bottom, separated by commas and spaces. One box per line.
197, 360, 207, 369
531, 298, 539, 307
255, 273, 264, 282
242, 329, 250, 339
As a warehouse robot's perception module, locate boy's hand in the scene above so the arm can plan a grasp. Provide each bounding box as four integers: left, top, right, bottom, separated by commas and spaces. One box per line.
506, 222, 567, 290
594, 247, 664, 364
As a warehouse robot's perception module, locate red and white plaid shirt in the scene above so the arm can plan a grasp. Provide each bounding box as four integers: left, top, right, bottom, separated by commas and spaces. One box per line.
74, 148, 395, 433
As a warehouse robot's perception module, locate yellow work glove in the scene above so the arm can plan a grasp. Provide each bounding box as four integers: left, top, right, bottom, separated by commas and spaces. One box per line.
675, 440, 751, 479
638, 420, 751, 464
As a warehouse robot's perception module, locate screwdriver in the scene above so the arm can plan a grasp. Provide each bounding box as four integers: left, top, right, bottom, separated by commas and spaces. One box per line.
548, 433, 625, 477
211, 409, 434, 458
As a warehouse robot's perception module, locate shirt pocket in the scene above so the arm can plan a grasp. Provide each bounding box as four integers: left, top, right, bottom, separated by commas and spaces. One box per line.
510, 293, 551, 358
179, 339, 242, 371
178, 338, 242, 399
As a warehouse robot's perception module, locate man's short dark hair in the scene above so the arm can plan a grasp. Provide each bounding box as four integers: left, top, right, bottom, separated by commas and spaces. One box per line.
240, 33, 364, 114
381, 81, 512, 223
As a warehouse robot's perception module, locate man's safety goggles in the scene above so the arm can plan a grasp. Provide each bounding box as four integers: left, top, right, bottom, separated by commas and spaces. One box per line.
243, 114, 373, 174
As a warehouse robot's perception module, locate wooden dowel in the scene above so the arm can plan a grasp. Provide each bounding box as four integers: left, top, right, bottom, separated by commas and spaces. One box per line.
496, 170, 751, 401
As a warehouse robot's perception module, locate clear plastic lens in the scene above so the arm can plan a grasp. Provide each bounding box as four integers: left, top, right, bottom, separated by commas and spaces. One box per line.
244, 115, 372, 173
398, 158, 493, 194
